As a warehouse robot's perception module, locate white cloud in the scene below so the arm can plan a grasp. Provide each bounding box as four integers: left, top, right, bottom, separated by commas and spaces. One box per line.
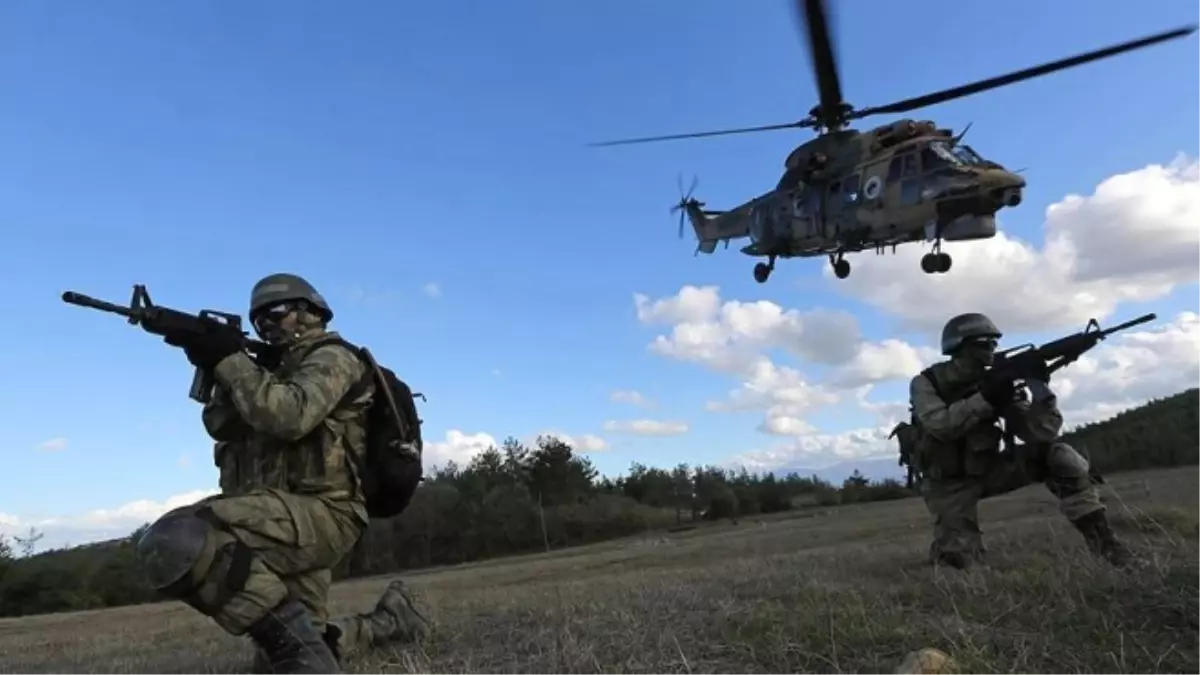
424, 429, 497, 468
422, 282, 442, 299
1, 488, 220, 551
610, 389, 654, 408
37, 437, 67, 452
531, 431, 609, 452
634, 286, 928, 432
828, 340, 940, 389
831, 156, 1200, 334
602, 419, 689, 436
730, 425, 896, 471
425, 429, 610, 469
75, 489, 218, 528
634, 286, 863, 374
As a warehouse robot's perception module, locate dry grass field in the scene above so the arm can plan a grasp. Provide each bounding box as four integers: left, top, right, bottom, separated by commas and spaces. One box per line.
1, 466, 1196, 674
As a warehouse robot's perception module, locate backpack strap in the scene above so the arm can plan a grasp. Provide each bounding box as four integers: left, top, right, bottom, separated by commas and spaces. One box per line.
358, 346, 413, 443
920, 367, 943, 399
303, 336, 416, 445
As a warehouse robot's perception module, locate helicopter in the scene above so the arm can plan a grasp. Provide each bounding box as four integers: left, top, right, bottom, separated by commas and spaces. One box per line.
591, 0, 1197, 284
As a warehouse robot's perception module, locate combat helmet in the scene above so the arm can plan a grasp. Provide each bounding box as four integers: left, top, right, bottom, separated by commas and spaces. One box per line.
249, 273, 333, 322
940, 312, 1002, 355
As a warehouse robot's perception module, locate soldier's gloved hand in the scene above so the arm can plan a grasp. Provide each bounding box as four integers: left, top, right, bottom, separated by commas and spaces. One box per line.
979, 371, 1016, 410
165, 331, 243, 370
253, 345, 283, 371
1025, 378, 1056, 404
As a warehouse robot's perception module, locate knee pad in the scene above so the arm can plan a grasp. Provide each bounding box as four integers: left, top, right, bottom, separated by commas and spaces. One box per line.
136, 510, 217, 594
1046, 442, 1090, 479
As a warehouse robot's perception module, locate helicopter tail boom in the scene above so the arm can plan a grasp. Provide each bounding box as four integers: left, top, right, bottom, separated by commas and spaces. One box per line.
684, 201, 749, 254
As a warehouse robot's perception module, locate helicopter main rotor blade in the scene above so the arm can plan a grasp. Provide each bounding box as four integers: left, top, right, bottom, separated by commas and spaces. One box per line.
850, 24, 1198, 120
588, 120, 813, 147
796, 0, 844, 129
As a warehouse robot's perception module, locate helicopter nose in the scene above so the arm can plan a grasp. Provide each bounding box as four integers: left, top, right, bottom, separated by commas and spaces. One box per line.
988, 171, 1025, 209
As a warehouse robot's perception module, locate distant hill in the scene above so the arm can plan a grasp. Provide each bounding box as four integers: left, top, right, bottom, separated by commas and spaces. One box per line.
778, 457, 905, 485
1062, 388, 1199, 473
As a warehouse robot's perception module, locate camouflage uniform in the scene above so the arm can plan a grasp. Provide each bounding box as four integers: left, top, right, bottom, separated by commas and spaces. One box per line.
909, 313, 1132, 570
134, 273, 419, 674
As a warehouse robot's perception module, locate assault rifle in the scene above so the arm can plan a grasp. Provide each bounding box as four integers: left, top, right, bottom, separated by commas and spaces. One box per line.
992, 312, 1157, 455
991, 312, 1158, 383
62, 284, 277, 404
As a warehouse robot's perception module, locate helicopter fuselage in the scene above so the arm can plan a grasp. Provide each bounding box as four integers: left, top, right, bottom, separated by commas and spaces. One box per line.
595, 2, 1194, 285
679, 119, 1026, 282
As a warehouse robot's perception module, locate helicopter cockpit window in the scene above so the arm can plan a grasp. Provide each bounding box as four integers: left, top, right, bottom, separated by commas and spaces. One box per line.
841, 174, 860, 203
951, 144, 984, 165
926, 141, 978, 168
921, 146, 952, 171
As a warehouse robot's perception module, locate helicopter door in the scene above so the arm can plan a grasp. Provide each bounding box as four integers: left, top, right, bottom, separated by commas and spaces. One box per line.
791, 188, 821, 238
823, 179, 842, 237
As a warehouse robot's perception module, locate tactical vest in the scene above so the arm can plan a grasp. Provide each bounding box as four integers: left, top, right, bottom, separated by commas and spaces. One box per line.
213, 331, 372, 506
917, 360, 1004, 479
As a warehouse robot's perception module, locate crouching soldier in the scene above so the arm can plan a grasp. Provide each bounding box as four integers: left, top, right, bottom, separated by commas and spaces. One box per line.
909, 312, 1134, 570
134, 273, 411, 673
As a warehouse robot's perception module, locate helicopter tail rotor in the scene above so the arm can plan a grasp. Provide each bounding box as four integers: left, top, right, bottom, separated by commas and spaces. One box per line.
670, 174, 702, 239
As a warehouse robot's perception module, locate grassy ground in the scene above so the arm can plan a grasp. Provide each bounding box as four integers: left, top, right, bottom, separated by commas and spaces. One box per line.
1, 466, 1195, 674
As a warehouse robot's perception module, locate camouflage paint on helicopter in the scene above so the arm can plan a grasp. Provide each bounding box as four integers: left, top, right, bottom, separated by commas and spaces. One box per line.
595, 0, 1196, 284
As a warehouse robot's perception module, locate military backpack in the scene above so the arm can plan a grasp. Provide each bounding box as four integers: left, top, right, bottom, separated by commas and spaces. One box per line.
295, 336, 426, 519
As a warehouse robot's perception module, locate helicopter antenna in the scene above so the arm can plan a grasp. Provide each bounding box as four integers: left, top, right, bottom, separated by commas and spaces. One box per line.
952, 122, 973, 144
588, 0, 1196, 147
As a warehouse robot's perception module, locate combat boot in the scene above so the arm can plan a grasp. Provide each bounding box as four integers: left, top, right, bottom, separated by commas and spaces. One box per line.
326, 579, 431, 661
1071, 509, 1134, 568
374, 579, 431, 643
246, 598, 342, 674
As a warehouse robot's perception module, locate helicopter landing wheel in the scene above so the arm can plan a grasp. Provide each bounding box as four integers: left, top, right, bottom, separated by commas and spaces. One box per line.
753, 262, 772, 283
833, 259, 851, 279
921, 252, 952, 274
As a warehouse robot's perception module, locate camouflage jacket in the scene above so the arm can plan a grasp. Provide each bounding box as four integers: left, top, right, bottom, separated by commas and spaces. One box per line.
909, 358, 1063, 477
202, 329, 374, 522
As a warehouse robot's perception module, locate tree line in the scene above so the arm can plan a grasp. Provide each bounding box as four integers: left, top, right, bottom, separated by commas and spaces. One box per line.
2, 387, 1195, 619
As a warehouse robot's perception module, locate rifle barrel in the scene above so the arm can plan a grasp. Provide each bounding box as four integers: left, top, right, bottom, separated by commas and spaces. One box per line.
61, 291, 138, 318
1105, 312, 1157, 334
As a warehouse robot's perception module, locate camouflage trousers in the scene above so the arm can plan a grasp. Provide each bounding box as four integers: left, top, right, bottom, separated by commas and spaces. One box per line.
149, 488, 364, 635
921, 441, 1103, 564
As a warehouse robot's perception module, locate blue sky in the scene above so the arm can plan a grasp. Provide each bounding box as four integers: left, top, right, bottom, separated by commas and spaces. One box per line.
2, 0, 1197, 547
